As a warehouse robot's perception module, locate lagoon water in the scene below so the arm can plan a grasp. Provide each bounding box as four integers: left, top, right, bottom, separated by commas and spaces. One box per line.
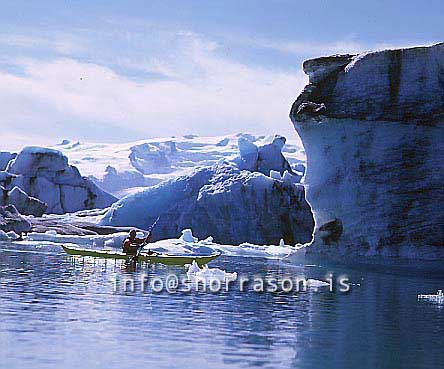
1, 242, 444, 369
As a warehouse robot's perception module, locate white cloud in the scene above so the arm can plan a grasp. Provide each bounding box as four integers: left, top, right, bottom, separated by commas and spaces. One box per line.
3, 27, 438, 152
239, 35, 442, 58
250, 38, 368, 56
0, 34, 87, 55
0, 33, 308, 148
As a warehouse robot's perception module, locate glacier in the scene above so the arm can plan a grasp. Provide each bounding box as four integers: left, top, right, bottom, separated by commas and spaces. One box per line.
54, 133, 306, 198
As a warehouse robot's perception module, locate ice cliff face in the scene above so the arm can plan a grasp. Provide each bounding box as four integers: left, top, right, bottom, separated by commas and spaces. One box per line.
0, 147, 117, 215
100, 137, 314, 245
290, 43, 444, 259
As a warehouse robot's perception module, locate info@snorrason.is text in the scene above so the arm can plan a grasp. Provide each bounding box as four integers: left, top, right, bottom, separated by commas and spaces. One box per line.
110, 273, 352, 294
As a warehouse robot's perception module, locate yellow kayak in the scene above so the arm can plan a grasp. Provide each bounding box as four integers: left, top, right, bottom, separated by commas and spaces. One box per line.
61, 245, 220, 266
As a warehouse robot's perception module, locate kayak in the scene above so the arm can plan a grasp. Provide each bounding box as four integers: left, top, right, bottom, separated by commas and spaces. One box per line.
61, 245, 220, 266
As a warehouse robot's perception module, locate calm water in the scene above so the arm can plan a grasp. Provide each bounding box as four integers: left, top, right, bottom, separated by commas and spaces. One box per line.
1, 242, 444, 369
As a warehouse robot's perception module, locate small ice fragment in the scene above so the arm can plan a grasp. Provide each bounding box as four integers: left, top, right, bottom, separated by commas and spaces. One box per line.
187, 260, 202, 275
104, 239, 115, 248
45, 230, 57, 236
307, 279, 330, 289
0, 230, 10, 241
180, 229, 198, 243
6, 231, 19, 240
201, 236, 213, 243
187, 260, 237, 282
418, 290, 444, 304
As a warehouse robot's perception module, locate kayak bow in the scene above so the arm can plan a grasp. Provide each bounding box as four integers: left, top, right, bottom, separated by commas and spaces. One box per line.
61, 245, 220, 266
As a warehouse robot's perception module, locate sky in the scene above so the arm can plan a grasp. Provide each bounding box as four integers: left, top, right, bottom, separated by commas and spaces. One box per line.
0, 0, 443, 150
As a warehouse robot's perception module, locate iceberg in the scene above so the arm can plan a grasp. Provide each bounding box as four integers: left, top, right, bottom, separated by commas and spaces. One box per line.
290, 43, 444, 260
100, 142, 315, 245
0, 204, 31, 234
0, 147, 117, 215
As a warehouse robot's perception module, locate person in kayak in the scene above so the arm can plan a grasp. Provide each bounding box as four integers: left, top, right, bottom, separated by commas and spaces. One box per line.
123, 229, 152, 255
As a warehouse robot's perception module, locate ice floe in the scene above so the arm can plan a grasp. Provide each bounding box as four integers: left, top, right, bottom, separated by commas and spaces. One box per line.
186, 260, 237, 282
7, 228, 305, 260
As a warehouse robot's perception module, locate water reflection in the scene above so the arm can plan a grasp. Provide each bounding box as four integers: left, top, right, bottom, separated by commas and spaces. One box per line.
0, 242, 444, 369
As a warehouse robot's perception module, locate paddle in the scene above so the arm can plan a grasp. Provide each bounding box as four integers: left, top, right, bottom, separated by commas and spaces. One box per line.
131, 216, 160, 263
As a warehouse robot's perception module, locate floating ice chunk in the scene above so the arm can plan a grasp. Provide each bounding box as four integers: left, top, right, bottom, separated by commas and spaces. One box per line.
201, 236, 213, 244
0, 229, 20, 241
187, 260, 237, 282
187, 260, 202, 275
180, 229, 198, 243
104, 239, 116, 248
26, 231, 128, 249
418, 290, 444, 304
306, 279, 331, 289
215, 240, 303, 259
0, 230, 10, 241
45, 230, 57, 236
6, 231, 19, 240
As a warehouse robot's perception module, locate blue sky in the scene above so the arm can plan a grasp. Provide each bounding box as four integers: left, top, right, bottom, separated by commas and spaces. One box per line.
1, 1, 442, 149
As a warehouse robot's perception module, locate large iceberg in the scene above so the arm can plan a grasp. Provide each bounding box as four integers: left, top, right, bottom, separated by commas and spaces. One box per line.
290, 43, 444, 260
100, 137, 314, 245
0, 147, 117, 215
